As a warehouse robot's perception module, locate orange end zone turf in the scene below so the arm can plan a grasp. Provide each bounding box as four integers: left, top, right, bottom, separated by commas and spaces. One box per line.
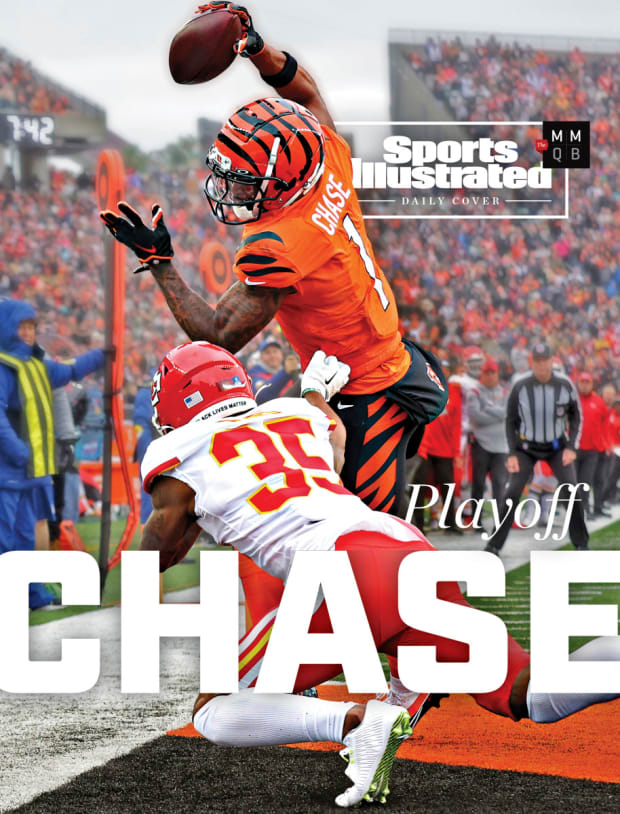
168, 686, 620, 784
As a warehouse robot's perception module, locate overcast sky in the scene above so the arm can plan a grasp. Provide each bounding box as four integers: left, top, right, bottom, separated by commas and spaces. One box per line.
2, 0, 619, 151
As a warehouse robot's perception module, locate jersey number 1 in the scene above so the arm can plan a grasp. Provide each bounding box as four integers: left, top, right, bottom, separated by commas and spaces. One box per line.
343, 214, 389, 310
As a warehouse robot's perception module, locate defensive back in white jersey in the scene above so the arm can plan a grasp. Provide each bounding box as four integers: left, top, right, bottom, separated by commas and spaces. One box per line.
141, 398, 412, 581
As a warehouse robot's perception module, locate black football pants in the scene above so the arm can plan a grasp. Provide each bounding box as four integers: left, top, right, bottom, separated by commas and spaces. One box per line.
488, 449, 589, 550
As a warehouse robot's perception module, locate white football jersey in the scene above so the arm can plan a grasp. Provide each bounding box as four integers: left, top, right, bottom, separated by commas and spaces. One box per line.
142, 398, 418, 581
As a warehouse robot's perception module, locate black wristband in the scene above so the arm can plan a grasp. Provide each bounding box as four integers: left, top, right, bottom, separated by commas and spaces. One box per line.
260, 52, 298, 87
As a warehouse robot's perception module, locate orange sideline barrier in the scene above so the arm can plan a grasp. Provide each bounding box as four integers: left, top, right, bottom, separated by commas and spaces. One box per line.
199, 239, 233, 294
79, 421, 140, 506
96, 149, 140, 570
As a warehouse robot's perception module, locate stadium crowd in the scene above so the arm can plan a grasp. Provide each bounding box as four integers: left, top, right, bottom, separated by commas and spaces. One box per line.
414, 37, 618, 126
0, 47, 72, 113
396, 36, 620, 389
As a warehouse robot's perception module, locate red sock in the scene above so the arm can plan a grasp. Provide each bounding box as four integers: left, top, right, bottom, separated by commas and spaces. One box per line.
238, 553, 284, 628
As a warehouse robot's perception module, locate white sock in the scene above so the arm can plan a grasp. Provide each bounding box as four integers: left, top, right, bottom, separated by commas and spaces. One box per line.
194, 689, 356, 747
527, 637, 620, 723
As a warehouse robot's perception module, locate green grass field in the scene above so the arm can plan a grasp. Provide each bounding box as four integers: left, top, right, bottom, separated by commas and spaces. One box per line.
470, 519, 620, 651
30, 518, 620, 646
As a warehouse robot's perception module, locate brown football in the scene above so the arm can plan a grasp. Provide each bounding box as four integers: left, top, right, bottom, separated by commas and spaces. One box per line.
169, 9, 243, 84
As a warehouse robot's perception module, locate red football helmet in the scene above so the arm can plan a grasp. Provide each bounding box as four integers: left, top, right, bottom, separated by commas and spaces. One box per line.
204, 97, 325, 224
151, 342, 256, 434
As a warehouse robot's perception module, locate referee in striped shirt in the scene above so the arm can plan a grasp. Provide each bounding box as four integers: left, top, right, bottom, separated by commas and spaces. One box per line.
485, 341, 588, 553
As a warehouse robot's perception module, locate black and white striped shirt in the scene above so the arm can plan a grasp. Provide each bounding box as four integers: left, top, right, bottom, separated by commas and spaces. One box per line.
505, 372, 582, 454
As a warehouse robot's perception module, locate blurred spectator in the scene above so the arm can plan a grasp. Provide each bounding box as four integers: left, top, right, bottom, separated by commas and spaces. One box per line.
255, 351, 302, 405
411, 377, 462, 534
600, 383, 618, 502
467, 355, 508, 504
248, 337, 285, 395
63, 385, 90, 525
510, 337, 530, 379
0, 167, 16, 192
601, 384, 617, 409
575, 371, 610, 518
133, 372, 157, 526
459, 344, 484, 454
49, 383, 80, 543
605, 396, 620, 504
0, 299, 103, 609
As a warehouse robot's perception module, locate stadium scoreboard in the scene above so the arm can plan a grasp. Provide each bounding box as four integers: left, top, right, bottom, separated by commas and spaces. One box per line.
0, 114, 55, 147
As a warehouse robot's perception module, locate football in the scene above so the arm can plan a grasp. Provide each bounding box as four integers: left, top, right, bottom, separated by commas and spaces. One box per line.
169, 9, 243, 84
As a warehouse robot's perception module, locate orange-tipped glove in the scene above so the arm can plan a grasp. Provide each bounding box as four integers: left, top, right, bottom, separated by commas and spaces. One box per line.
100, 202, 174, 272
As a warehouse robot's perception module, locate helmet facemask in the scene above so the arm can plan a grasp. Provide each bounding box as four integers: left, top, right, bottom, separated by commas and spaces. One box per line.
204, 137, 291, 225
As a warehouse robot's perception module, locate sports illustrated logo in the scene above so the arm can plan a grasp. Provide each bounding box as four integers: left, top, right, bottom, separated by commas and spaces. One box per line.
426, 362, 445, 392
540, 121, 590, 168
339, 122, 571, 220
353, 136, 548, 189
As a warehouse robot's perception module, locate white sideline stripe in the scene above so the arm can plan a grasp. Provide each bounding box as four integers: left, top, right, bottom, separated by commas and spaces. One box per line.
1, 508, 618, 811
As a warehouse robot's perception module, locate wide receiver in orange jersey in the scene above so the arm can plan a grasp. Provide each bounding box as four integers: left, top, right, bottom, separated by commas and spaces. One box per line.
100, 3, 447, 627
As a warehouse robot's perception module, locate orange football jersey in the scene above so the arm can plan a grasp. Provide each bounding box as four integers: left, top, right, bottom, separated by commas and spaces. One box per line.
233, 126, 409, 394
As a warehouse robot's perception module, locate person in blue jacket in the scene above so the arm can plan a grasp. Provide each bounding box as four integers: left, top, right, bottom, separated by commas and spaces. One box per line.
0, 299, 104, 610
248, 337, 285, 394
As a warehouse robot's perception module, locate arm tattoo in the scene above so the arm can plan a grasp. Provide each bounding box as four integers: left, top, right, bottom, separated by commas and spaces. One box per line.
151, 263, 288, 352
216, 283, 288, 351
150, 263, 214, 342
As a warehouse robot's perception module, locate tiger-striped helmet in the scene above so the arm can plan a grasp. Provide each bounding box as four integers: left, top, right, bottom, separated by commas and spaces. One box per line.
204, 97, 325, 224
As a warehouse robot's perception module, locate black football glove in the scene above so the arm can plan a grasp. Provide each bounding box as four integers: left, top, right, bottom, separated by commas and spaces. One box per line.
196, 2, 264, 57
99, 202, 174, 273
